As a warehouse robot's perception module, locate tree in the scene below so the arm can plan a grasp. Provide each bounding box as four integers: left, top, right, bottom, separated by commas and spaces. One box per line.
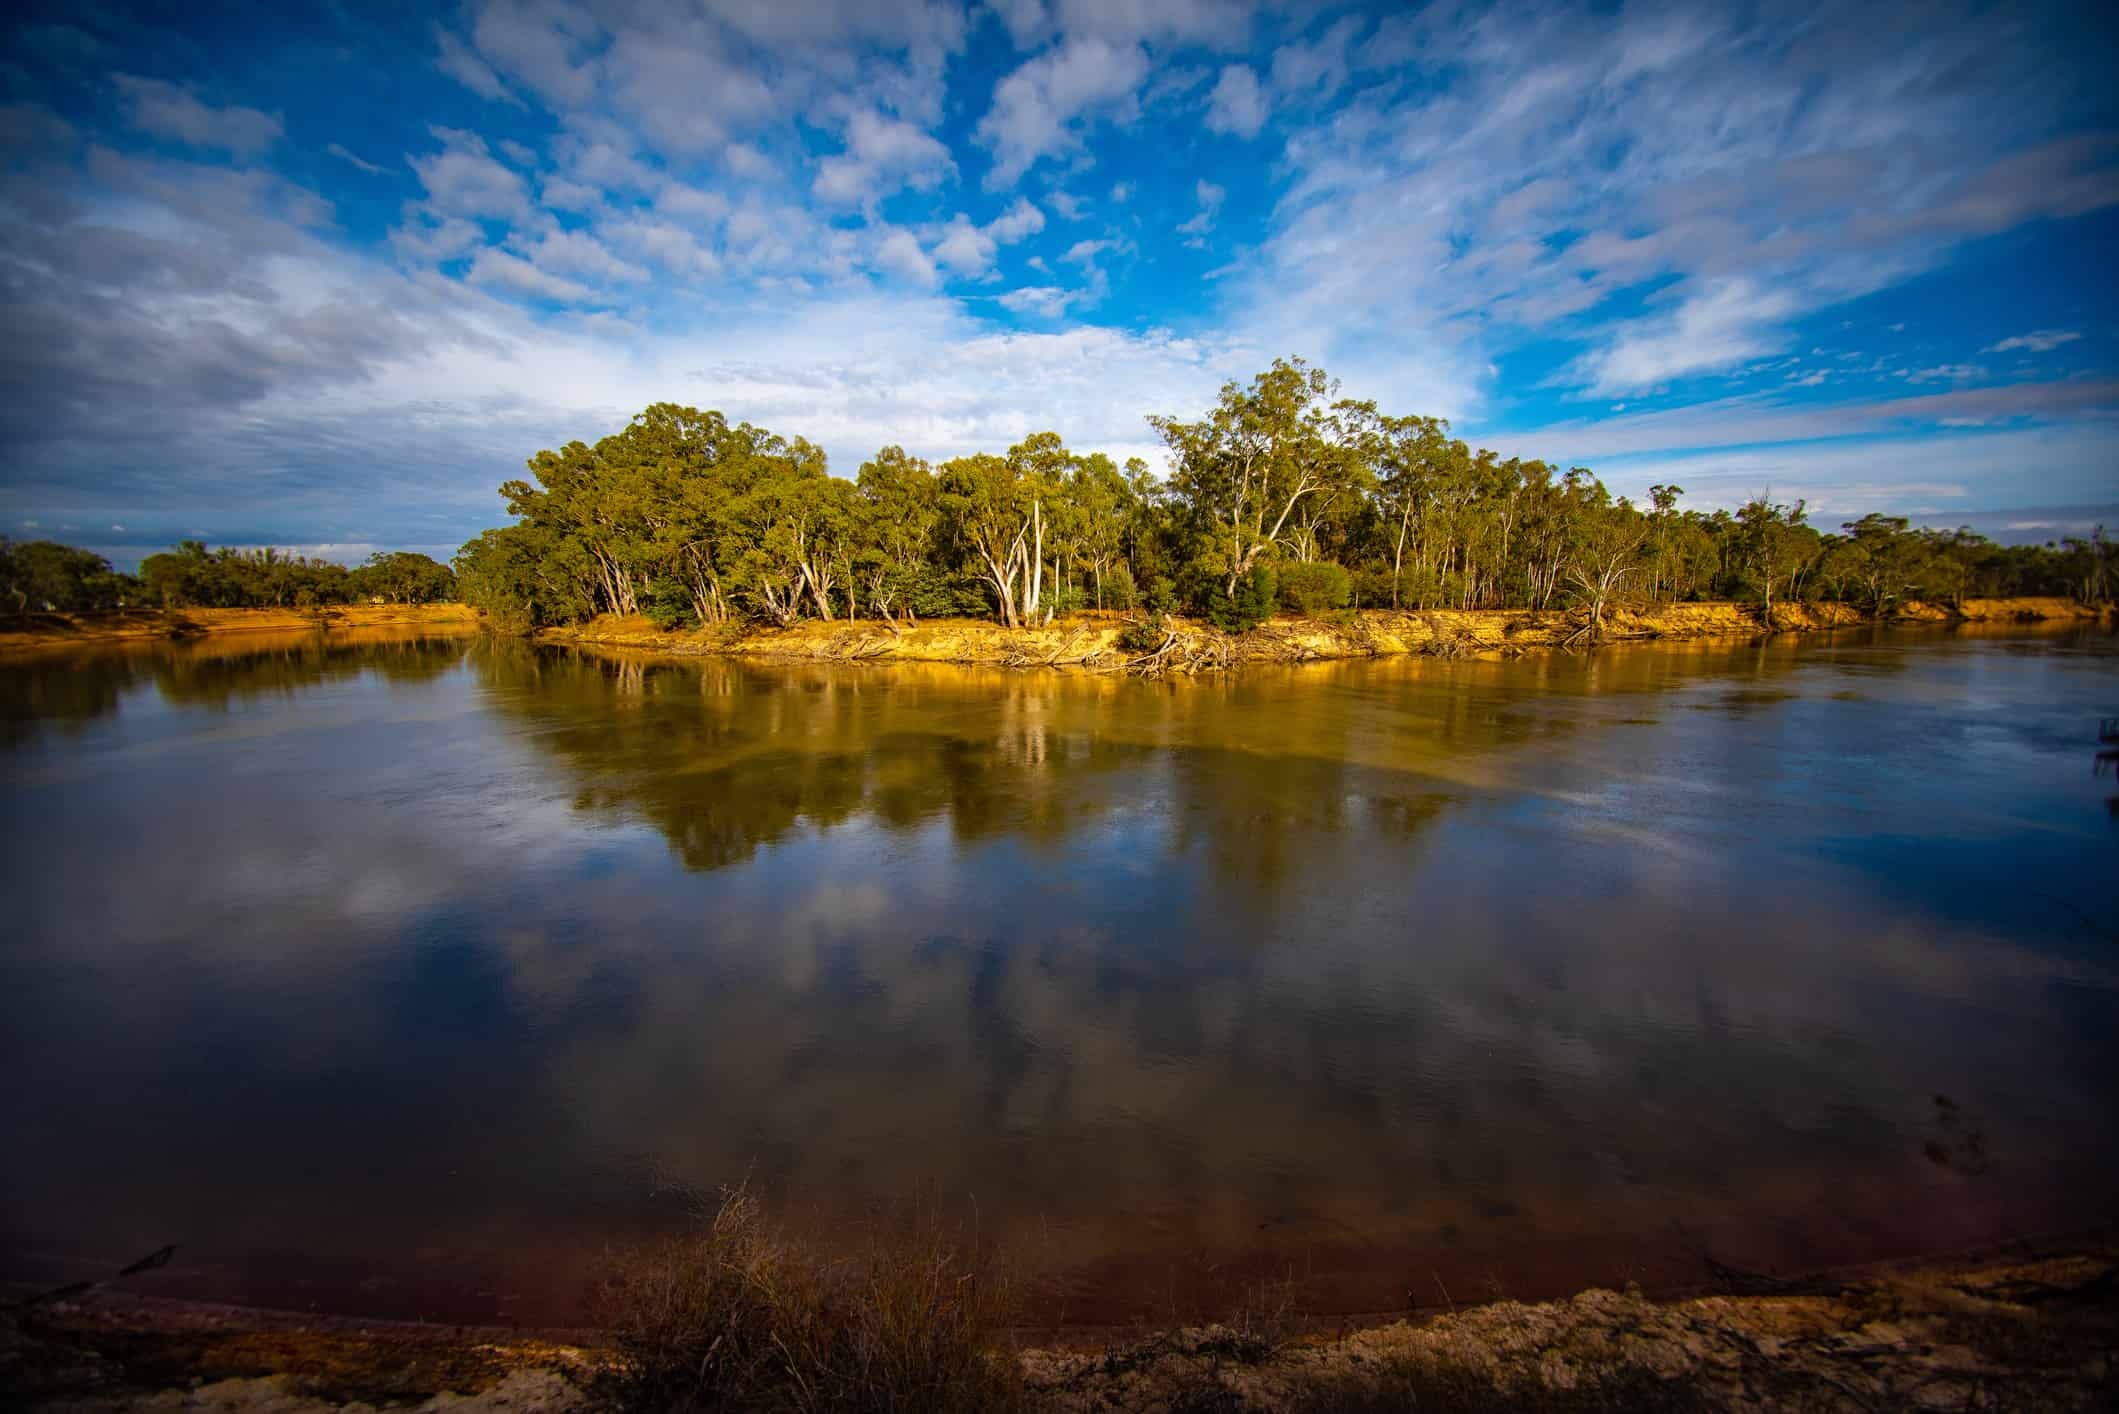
1564, 499, 1648, 640
1826, 515, 1925, 614
350, 551, 456, 604
2, 539, 133, 614
1150, 358, 1370, 598
937, 452, 1034, 627
1735, 495, 1819, 621
437, 378, 2111, 641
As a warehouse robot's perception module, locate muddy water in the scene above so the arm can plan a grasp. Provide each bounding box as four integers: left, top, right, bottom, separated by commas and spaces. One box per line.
2, 625, 2114, 1324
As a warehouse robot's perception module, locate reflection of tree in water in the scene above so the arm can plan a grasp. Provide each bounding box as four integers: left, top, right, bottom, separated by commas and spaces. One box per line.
152, 634, 469, 708
0, 633, 471, 746
473, 641, 1181, 872
0, 654, 145, 746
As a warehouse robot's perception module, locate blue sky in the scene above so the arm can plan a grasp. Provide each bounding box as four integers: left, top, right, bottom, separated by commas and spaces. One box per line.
1, 0, 2114, 567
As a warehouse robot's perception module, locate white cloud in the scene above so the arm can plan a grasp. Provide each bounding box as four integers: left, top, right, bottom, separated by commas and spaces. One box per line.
434, 30, 517, 105
1269, 15, 1361, 102
1584, 424, 2119, 519
1573, 280, 1797, 394
407, 126, 532, 224
656, 183, 730, 222
390, 215, 485, 263
467, 246, 597, 301
1204, 64, 1267, 139
1176, 178, 1225, 238
874, 227, 938, 286
1046, 0, 1250, 48
1482, 378, 2119, 462
111, 75, 282, 156
990, 0, 1049, 49
996, 285, 1079, 318
987, 197, 1045, 243
541, 176, 604, 211
975, 37, 1149, 188
1985, 329, 2080, 353
603, 19, 772, 155
932, 215, 997, 278
603, 216, 722, 279
467, 0, 599, 110
327, 143, 385, 175
511, 227, 648, 284
1903, 363, 1988, 383
813, 108, 955, 207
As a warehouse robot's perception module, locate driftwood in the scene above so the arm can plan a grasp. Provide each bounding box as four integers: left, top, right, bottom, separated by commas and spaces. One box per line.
19, 1245, 175, 1308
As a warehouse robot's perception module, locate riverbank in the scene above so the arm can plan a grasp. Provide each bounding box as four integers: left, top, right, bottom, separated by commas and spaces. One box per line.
0, 604, 481, 655
8, 1239, 2113, 1410
539, 595, 2106, 673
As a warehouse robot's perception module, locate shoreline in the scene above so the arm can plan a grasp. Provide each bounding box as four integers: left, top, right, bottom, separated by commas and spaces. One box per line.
538, 594, 2108, 673
0, 604, 481, 657
9, 1233, 2113, 1410
4, 597, 2100, 668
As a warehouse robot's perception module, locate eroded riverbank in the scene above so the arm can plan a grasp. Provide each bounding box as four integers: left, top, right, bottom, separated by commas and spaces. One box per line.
0, 604, 481, 656
8, 1239, 2114, 1411
540, 595, 2106, 672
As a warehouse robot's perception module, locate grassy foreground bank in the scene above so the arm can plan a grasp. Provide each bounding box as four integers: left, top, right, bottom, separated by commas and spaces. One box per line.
8, 1229, 2114, 1411
0, 603, 482, 655
542, 595, 2106, 674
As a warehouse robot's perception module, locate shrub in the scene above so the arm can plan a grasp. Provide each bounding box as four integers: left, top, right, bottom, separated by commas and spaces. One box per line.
880, 563, 990, 619
642, 578, 698, 631
599, 1189, 1023, 1414
1208, 563, 1277, 633
1276, 561, 1352, 613
1100, 563, 1138, 610
1348, 565, 1396, 609
1116, 612, 1168, 653
1145, 575, 1178, 614
1044, 582, 1087, 615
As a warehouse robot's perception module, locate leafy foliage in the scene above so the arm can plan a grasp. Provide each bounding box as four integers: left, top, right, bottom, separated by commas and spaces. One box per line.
0, 540, 133, 613
454, 373, 2113, 638
1276, 560, 1352, 613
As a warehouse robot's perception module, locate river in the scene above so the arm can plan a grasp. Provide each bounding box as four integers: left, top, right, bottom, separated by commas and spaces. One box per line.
2, 624, 2114, 1325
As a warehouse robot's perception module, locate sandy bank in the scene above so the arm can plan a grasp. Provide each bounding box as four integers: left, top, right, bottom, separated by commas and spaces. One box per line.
8, 1241, 2113, 1411
0, 605, 482, 656
541, 596, 2106, 674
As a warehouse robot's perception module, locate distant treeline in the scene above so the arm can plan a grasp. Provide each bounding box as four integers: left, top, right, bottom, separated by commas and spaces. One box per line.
0, 539, 455, 614
454, 359, 2112, 635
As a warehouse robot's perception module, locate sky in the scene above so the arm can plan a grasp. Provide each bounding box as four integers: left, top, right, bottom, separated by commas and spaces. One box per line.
1, 0, 2115, 568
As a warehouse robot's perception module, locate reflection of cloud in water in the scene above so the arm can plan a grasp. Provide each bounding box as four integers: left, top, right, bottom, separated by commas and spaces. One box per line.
1, 626, 2115, 1319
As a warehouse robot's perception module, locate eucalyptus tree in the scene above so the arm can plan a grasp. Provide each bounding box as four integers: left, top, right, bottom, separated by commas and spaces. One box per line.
937, 451, 1035, 627
1735, 496, 1821, 617
1149, 358, 1376, 597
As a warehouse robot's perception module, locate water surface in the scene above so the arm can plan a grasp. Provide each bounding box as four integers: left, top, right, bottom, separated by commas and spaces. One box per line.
3, 625, 2115, 1323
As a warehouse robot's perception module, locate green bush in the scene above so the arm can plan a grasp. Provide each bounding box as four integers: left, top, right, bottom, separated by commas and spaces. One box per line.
1116, 612, 1167, 652
902, 564, 989, 618
1101, 563, 1138, 610
1349, 565, 1397, 608
1277, 561, 1352, 613
1146, 575, 1178, 614
642, 578, 698, 630
1209, 563, 1277, 632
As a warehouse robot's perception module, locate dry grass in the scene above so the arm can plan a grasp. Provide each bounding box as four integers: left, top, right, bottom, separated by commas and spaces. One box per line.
1281, 1350, 1712, 1413
594, 1189, 1024, 1414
